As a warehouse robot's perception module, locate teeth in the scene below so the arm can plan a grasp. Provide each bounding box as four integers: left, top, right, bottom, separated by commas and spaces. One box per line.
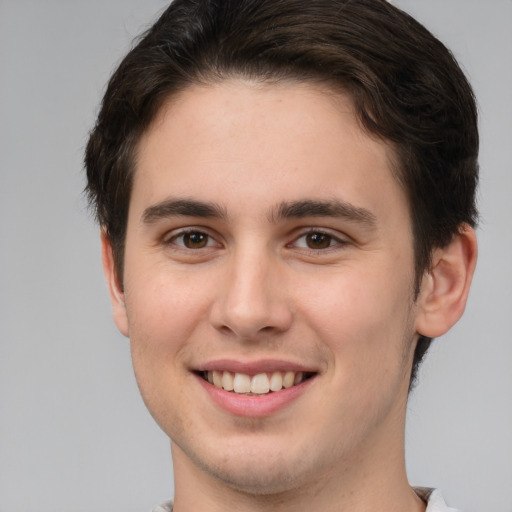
212, 370, 222, 388
283, 371, 295, 388
233, 373, 251, 393
221, 371, 234, 391
205, 370, 309, 394
251, 373, 270, 394
269, 372, 283, 391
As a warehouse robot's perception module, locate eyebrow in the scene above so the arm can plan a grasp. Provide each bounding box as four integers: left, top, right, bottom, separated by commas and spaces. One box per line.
141, 198, 227, 224
270, 199, 377, 227
141, 197, 376, 228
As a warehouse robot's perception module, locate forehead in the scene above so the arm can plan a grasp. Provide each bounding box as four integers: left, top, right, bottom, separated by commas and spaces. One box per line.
132, 80, 408, 229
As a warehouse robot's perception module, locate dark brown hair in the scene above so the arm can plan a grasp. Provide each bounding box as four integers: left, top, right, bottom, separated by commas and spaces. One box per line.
85, 0, 479, 386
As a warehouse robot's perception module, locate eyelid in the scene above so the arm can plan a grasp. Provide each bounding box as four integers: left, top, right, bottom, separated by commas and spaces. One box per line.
161, 226, 350, 251
164, 227, 221, 249
289, 227, 350, 250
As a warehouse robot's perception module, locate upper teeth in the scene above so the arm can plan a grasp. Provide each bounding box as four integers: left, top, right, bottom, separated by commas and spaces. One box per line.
205, 370, 305, 394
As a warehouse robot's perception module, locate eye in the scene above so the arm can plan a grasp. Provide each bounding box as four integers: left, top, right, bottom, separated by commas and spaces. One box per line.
292, 230, 345, 250
168, 230, 216, 249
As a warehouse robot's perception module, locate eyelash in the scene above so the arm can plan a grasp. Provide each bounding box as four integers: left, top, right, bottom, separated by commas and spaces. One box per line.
289, 229, 348, 253
164, 227, 348, 254
165, 229, 219, 250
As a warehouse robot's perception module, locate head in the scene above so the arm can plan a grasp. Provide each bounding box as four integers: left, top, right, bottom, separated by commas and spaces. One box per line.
86, 0, 478, 390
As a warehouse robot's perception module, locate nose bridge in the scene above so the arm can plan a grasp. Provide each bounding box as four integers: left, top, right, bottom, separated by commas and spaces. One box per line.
210, 239, 291, 338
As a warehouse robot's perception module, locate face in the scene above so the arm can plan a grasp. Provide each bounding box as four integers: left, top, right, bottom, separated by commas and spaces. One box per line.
107, 81, 423, 494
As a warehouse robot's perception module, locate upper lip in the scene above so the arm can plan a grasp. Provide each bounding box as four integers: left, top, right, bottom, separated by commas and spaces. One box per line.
196, 359, 318, 375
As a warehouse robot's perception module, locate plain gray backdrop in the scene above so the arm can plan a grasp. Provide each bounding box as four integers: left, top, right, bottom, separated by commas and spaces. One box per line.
0, 1, 511, 511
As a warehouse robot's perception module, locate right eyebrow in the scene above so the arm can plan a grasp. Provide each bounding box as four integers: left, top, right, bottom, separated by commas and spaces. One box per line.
141, 198, 227, 224
270, 199, 377, 228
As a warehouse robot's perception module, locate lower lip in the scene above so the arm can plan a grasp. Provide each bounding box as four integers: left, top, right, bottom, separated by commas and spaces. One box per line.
196, 374, 314, 418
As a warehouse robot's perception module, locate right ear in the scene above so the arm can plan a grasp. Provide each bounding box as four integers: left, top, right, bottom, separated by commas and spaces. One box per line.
101, 231, 129, 337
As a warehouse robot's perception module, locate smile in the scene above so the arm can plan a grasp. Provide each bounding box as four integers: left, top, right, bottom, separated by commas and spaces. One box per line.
201, 370, 313, 395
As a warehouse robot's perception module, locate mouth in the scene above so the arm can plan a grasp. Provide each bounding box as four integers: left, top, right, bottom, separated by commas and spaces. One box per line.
198, 370, 315, 395
194, 362, 318, 416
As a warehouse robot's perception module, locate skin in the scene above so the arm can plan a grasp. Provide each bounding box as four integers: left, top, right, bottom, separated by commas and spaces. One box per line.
102, 80, 477, 512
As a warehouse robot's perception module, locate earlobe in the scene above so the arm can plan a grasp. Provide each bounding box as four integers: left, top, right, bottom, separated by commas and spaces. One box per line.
101, 231, 130, 337
415, 225, 478, 338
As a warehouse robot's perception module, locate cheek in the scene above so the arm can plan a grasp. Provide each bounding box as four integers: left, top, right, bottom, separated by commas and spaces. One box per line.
124, 266, 212, 345
302, 263, 409, 325
298, 264, 415, 371
123, 273, 209, 431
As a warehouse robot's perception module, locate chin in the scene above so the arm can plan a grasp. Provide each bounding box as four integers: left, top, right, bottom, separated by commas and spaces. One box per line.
179, 436, 319, 496
206, 461, 309, 496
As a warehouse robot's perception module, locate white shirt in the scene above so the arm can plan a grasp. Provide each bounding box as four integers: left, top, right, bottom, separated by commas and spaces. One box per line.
415, 487, 460, 511
152, 487, 460, 511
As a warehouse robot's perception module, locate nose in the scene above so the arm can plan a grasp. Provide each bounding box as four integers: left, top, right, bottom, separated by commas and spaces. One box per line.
209, 247, 293, 340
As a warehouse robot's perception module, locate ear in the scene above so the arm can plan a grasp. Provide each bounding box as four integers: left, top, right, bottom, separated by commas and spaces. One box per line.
415, 225, 478, 338
101, 231, 129, 337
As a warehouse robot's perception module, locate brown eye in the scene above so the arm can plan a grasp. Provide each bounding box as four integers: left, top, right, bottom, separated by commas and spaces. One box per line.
305, 232, 332, 249
183, 232, 208, 248
175, 231, 211, 249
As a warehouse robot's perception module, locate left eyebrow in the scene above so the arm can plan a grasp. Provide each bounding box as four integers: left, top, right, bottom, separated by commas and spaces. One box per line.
269, 199, 377, 227
141, 198, 227, 224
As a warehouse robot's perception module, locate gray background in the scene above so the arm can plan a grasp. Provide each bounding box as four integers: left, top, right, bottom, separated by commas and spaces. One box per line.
0, 1, 510, 511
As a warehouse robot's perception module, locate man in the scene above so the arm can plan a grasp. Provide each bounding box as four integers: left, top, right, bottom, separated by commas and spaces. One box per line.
85, 1, 478, 511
